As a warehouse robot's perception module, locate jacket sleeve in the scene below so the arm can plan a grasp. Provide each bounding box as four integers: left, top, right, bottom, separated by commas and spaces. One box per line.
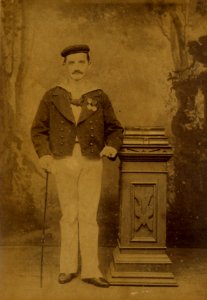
31, 91, 52, 158
102, 91, 124, 151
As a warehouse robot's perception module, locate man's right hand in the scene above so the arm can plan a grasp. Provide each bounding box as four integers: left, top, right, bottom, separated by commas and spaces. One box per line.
39, 155, 54, 173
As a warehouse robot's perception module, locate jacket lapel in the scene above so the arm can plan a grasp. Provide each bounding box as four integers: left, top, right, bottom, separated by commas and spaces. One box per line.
51, 88, 75, 123
77, 94, 99, 124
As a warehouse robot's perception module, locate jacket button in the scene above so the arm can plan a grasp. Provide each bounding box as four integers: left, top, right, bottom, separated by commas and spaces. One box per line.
60, 142, 64, 145
90, 134, 94, 137
91, 149, 94, 153
90, 142, 93, 146
90, 126, 94, 130
61, 135, 64, 138
89, 120, 93, 124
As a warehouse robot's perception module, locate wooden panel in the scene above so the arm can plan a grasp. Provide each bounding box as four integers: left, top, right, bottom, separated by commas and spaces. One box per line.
130, 182, 157, 242
119, 170, 167, 247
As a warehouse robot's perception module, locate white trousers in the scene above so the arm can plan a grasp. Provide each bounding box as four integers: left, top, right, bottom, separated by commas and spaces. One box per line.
52, 144, 103, 278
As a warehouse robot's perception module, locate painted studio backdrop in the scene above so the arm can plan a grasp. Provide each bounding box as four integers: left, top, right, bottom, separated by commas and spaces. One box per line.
1, 0, 207, 247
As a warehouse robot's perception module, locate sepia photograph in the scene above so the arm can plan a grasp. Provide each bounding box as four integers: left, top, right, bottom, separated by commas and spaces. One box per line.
0, 0, 207, 299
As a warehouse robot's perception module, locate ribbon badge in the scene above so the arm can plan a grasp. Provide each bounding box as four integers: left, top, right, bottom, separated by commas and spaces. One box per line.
87, 98, 97, 112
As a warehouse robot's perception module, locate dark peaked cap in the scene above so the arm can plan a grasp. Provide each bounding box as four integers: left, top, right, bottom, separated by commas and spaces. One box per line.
61, 44, 90, 57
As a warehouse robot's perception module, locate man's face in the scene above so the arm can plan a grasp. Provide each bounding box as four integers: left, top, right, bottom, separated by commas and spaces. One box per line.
66, 52, 90, 81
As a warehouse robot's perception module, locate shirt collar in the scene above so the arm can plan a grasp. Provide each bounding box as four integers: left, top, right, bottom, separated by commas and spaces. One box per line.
57, 79, 100, 96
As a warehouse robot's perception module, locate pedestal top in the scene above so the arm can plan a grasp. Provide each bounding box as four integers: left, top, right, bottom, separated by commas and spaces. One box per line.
119, 127, 173, 162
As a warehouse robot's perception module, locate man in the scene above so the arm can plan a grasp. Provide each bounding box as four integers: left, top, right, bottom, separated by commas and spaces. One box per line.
31, 44, 123, 288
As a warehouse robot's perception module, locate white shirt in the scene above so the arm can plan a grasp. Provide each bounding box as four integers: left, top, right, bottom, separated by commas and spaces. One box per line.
71, 104, 82, 124
71, 104, 81, 142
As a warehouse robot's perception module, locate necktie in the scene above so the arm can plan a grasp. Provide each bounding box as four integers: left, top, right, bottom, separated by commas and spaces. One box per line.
70, 98, 84, 106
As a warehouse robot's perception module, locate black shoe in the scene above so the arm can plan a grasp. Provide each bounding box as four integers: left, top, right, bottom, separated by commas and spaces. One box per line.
82, 277, 110, 288
58, 273, 75, 284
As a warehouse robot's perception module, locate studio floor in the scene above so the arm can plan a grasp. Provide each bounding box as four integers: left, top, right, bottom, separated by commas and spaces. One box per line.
0, 246, 206, 300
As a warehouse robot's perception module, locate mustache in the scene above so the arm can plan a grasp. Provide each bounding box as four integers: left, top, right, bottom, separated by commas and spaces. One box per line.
72, 70, 83, 74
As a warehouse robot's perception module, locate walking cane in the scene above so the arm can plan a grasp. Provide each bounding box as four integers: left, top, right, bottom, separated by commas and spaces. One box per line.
40, 171, 49, 288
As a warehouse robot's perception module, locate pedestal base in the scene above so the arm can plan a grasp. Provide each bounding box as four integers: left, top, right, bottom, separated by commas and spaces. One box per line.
107, 247, 177, 286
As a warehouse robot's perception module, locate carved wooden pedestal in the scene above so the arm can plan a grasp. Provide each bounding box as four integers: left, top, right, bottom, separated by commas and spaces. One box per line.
107, 127, 177, 286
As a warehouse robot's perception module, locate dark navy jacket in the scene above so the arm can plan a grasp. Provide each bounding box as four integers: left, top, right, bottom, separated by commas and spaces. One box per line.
31, 86, 124, 159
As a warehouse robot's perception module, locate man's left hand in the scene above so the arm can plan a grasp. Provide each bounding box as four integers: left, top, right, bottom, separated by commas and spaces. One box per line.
100, 146, 117, 158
